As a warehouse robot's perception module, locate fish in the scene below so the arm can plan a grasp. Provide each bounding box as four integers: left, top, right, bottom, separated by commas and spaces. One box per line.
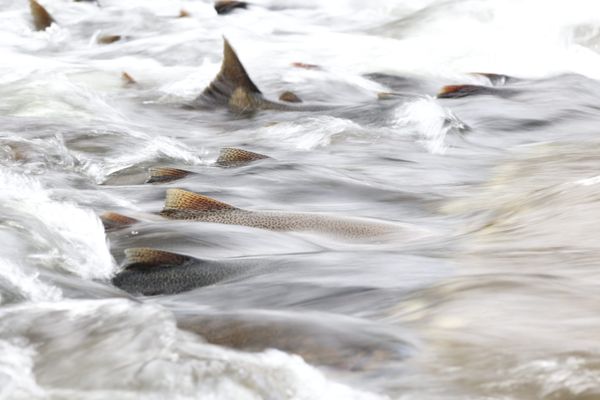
121, 72, 137, 86
437, 84, 516, 99
100, 147, 270, 186
144, 147, 270, 183
97, 34, 122, 45
437, 80, 518, 99
30, 0, 54, 31
178, 310, 410, 370
214, 1, 248, 15
279, 91, 303, 103
112, 248, 255, 295
159, 188, 401, 239
100, 212, 139, 231
192, 38, 331, 113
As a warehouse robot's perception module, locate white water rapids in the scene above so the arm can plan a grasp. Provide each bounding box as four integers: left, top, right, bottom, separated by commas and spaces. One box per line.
3, 0, 600, 399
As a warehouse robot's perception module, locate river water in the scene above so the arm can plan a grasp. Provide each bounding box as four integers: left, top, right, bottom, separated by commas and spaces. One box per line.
3, 0, 600, 399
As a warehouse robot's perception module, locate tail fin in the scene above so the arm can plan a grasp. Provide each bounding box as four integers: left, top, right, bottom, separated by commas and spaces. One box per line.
195, 38, 263, 111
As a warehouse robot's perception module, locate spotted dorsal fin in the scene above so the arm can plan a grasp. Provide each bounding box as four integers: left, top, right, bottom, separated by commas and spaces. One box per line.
100, 212, 138, 230
164, 189, 237, 212
30, 0, 54, 31
124, 248, 192, 269
196, 38, 262, 109
146, 167, 193, 184
216, 147, 269, 166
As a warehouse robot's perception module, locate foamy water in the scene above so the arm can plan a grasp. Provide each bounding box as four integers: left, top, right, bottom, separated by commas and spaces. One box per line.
3, 0, 600, 399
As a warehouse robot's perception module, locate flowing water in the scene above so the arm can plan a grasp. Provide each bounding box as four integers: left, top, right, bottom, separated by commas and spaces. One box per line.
3, 0, 600, 399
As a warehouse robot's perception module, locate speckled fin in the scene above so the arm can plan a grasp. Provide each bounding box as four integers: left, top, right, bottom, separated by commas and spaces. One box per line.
197, 38, 262, 107
164, 189, 237, 212
30, 0, 54, 31
146, 167, 193, 183
100, 212, 138, 230
216, 147, 269, 166
124, 248, 192, 268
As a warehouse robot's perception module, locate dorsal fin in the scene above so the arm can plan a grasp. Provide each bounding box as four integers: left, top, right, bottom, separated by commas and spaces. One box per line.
196, 38, 262, 108
216, 147, 269, 166
146, 167, 193, 184
164, 189, 237, 212
100, 212, 138, 230
279, 91, 302, 103
124, 248, 192, 269
30, 0, 54, 31
121, 72, 137, 85
97, 34, 122, 44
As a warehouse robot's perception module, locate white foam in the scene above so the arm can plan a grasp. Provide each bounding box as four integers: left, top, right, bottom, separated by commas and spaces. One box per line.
257, 116, 363, 150
0, 171, 114, 280
0, 339, 44, 400
80, 135, 206, 183
0, 258, 62, 305
0, 299, 386, 400
391, 97, 465, 154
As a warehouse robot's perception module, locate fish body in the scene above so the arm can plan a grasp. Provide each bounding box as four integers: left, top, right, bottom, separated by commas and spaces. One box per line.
160, 189, 400, 239
101, 147, 269, 186
112, 248, 250, 295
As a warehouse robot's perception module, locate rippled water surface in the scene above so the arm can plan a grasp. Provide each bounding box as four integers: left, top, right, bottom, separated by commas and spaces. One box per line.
4, 0, 600, 399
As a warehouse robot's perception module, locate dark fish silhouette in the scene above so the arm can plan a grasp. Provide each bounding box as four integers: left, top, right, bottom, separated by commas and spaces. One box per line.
215, 1, 248, 15
179, 310, 410, 370
112, 248, 254, 295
